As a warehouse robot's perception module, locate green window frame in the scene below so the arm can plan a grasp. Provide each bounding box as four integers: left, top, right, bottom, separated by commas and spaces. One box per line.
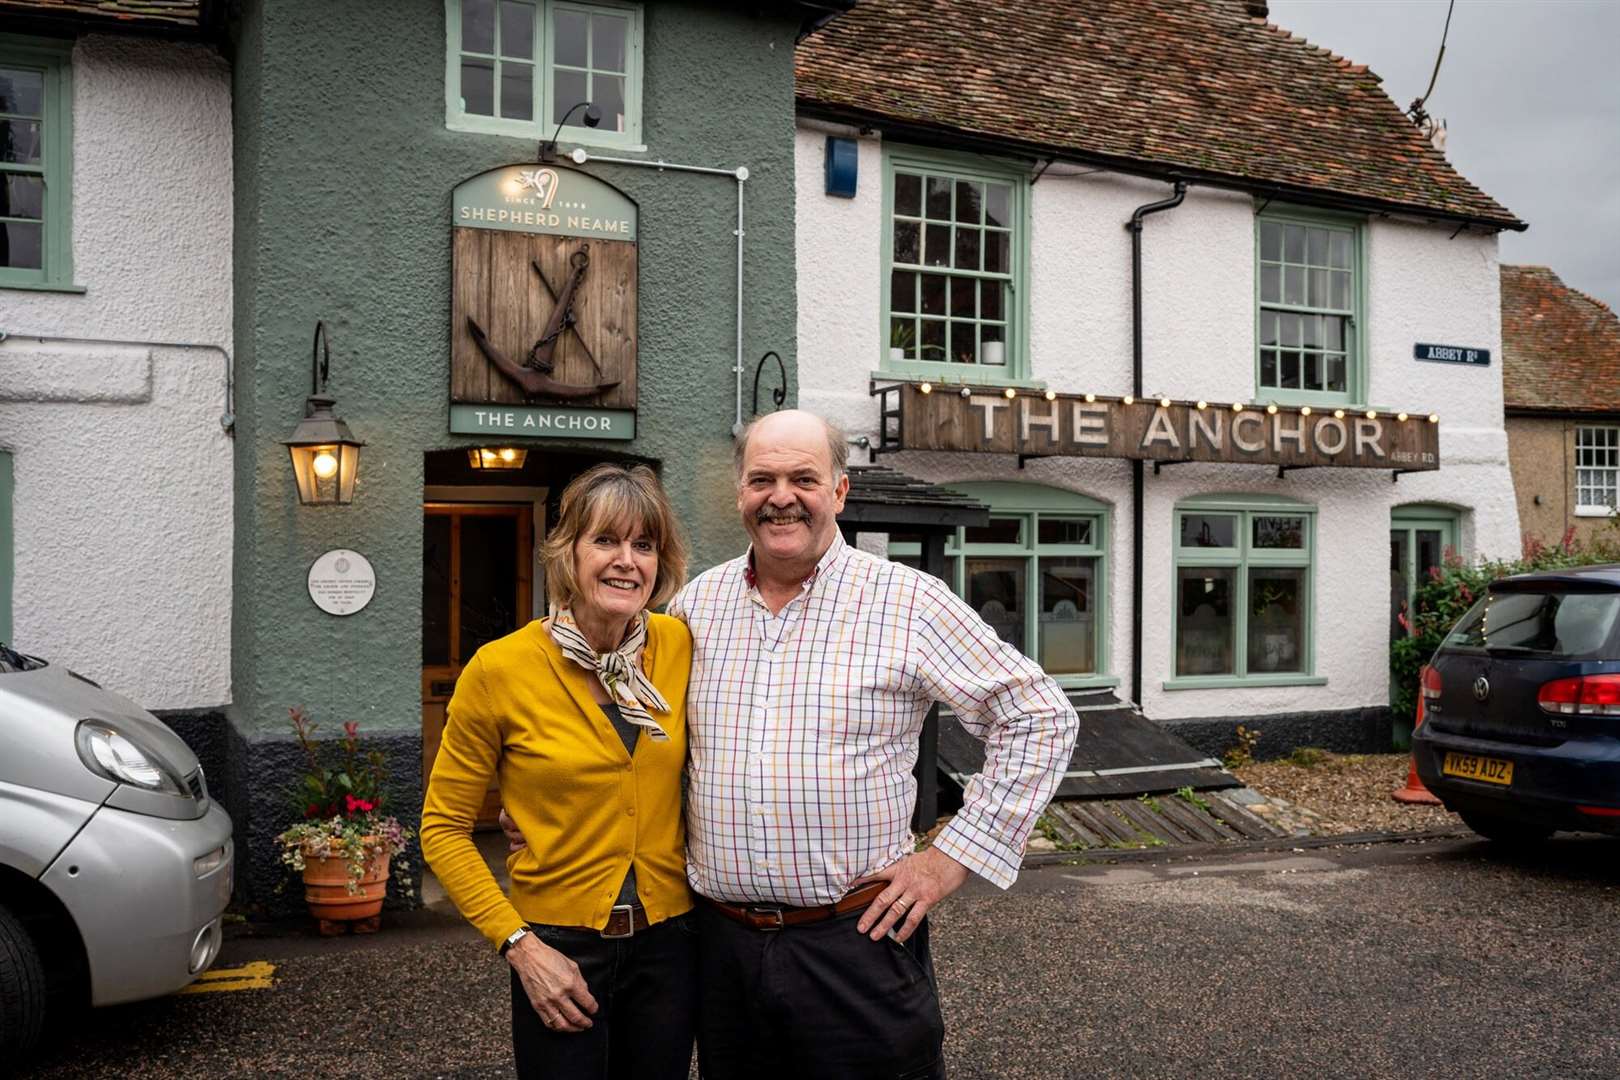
1169, 494, 1321, 689
444, 0, 643, 150
0, 35, 75, 293
890, 483, 1113, 689
1255, 206, 1366, 408
1390, 504, 1460, 637
881, 148, 1032, 385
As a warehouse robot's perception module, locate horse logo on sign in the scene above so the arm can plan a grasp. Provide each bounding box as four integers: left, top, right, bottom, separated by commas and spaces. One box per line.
514, 168, 560, 208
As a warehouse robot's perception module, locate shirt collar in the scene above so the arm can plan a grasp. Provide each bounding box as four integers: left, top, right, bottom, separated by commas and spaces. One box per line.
742, 531, 849, 594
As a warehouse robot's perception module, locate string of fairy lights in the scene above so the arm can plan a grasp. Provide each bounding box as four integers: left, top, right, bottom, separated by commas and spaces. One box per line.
911, 379, 1439, 424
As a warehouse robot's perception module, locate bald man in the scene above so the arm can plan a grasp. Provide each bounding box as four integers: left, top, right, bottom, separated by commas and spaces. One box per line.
670, 410, 1078, 1079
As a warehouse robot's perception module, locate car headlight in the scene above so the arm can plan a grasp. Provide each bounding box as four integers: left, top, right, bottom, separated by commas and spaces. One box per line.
74, 721, 187, 796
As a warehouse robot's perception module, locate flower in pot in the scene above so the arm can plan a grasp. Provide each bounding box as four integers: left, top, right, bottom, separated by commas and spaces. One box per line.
889, 321, 915, 362
275, 707, 414, 935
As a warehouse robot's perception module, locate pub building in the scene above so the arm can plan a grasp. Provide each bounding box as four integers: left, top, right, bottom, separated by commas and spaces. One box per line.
793, 0, 1527, 759
211, 0, 846, 909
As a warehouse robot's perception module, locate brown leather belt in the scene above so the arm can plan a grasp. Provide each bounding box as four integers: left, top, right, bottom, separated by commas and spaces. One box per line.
700, 881, 887, 931
553, 904, 650, 939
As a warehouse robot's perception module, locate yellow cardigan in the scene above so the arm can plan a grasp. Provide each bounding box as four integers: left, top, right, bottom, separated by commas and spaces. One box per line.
420, 613, 693, 950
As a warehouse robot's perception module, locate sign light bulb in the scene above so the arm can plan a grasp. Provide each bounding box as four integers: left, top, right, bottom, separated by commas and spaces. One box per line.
1003, 386, 1017, 400
1159, 396, 1172, 408
918, 382, 932, 395
498, 448, 517, 463
1366, 410, 1378, 420
1085, 393, 1096, 403
1122, 394, 1134, 406
1266, 403, 1279, 415
1397, 412, 1409, 422
312, 450, 339, 480
1044, 389, 1057, 401
1299, 405, 1312, 416
1232, 402, 1244, 412
1196, 400, 1208, 410
959, 386, 972, 399
1429, 413, 1439, 423
1333, 409, 1345, 419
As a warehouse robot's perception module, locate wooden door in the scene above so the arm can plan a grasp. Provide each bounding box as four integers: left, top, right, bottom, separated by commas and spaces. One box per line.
422, 502, 534, 827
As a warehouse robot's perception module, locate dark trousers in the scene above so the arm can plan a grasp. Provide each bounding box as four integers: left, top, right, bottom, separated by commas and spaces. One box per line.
694, 900, 946, 1080
510, 913, 697, 1080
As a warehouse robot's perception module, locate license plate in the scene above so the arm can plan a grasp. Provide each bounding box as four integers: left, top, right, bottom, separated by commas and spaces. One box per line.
1442, 752, 1514, 786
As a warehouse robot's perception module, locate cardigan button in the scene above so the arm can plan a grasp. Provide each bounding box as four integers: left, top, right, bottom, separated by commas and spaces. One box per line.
626, 806, 636, 817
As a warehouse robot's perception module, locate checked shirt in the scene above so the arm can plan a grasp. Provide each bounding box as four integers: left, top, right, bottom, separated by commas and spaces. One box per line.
670, 534, 1078, 907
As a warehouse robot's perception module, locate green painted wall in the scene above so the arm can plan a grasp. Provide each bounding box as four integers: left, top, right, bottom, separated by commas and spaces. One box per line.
229, 0, 800, 741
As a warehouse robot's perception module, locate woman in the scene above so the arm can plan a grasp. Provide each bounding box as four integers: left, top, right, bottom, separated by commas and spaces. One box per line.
421, 463, 695, 1079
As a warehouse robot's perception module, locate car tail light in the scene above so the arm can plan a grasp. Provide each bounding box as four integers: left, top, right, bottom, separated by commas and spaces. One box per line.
1537, 674, 1620, 717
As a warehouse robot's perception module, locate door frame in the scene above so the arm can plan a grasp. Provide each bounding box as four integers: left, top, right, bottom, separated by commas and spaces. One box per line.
424, 484, 548, 621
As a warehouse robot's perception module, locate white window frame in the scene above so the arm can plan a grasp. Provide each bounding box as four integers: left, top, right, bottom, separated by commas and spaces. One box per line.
1575, 425, 1620, 517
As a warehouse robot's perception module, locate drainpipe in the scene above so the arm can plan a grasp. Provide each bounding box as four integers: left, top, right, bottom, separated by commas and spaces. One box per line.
1125, 180, 1185, 708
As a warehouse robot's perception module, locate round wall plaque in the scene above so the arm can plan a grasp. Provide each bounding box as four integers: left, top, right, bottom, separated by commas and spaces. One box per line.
307, 548, 376, 616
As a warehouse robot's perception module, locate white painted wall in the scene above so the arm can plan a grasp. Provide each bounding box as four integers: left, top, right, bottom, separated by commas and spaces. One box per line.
796, 125, 1519, 721
0, 36, 233, 710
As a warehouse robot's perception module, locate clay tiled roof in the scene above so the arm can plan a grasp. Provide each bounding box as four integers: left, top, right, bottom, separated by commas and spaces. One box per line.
796, 0, 1522, 230
1502, 265, 1620, 415
0, 0, 204, 32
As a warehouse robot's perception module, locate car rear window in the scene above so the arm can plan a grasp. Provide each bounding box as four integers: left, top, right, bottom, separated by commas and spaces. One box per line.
1444, 589, 1620, 657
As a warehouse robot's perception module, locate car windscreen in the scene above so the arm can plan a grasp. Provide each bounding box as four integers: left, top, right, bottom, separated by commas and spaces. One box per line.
1443, 588, 1620, 658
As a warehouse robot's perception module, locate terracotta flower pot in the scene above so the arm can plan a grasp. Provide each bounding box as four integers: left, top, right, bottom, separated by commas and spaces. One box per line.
301, 840, 389, 935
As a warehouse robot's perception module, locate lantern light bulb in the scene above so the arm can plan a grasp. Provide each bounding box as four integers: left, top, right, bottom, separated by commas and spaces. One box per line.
1003, 386, 1017, 400
499, 448, 517, 462
918, 381, 932, 395
312, 450, 339, 480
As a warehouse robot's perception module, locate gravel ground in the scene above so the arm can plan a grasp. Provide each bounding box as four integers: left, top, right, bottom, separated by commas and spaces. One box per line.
1233, 750, 1462, 835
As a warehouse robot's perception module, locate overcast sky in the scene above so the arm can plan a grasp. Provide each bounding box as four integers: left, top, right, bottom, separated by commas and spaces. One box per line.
1269, 0, 1620, 311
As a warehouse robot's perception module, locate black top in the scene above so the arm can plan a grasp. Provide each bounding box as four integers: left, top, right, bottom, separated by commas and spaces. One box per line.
601, 702, 640, 907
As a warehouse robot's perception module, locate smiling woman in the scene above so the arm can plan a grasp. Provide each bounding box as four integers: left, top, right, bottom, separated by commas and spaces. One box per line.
420, 462, 697, 1080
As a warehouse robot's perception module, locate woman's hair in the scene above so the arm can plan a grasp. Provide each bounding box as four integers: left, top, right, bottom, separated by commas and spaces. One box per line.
541, 463, 689, 612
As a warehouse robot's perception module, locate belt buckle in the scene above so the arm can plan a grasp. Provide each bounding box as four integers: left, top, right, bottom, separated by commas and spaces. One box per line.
600, 903, 637, 939
747, 905, 785, 931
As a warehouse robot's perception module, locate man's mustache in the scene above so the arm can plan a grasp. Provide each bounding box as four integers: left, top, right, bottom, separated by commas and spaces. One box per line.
756, 505, 811, 525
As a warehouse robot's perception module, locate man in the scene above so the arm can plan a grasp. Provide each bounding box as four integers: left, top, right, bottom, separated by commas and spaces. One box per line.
671, 409, 1078, 1078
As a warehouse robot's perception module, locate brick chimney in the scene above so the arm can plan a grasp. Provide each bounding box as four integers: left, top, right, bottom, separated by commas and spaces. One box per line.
1245, 2, 1269, 16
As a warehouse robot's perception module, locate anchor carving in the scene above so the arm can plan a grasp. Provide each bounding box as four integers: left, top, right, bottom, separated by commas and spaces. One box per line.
466, 243, 620, 401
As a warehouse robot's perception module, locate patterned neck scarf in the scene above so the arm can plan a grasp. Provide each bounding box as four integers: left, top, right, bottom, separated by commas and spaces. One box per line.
547, 607, 671, 741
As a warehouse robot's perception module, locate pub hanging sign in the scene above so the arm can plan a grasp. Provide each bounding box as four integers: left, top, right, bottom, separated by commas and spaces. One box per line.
449, 165, 638, 437
875, 383, 1440, 471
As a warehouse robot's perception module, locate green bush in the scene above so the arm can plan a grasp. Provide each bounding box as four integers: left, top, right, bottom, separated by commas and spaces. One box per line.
1390, 524, 1620, 725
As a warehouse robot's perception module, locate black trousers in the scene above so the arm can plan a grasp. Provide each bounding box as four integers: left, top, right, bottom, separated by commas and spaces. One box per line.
509, 913, 698, 1080
693, 900, 946, 1080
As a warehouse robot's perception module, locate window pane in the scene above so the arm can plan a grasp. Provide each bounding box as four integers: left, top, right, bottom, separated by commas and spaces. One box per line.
1330, 270, 1351, 310
889, 318, 915, 359
893, 220, 920, 264
0, 119, 42, 165
984, 230, 1009, 274
554, 8, 588, 67
950, 276, 975, 318
895, 174, 922, 216
919, 273, 945, 315
954, 180, 981, 222
980, 322, 1004, 356
1390, 530, 1411, 637
500, 62, 533, 120
924, 223, 950, 267
1329, 231, 1351, 269
1260, 350, 1277, 387
985, 183, 1011, 228
1280, 312, 1301, 348
1325, 353, 1346, 392
1307, 228, 1328, 266
0, 175, 43, 219
460, 58, 494, 115
950, 320, 977, 364
500, 1, 535, 58
1248, 567, 1305, 673
1260, 221, 1282, 262
1324, 315, 1344, 351
593, 73, 626, 131
1416, 529, 1444, 581
953, 226, 980, 270
1180, 513, 1235, 548
1178, 567, 1234, 675
592, 13, 628, 72
1308, 268, 1328, 307
1260, 264, 1280, 303
462, 0, 495, 53
1280, 352, 1300, 389
1040, 556, 1096, 674
919, 318, 946, 362
1038, 518, 1092, 545
0, 220, 41, 268
1253, 515, 1305, 549
966, 557, 1026, 655
552, 68, 588, 123
1303, 353, 1320, 390
1260, 311, 1278, 347
965, 517, 1023, 544
980, 280, 1003, 321
925, 175, 951, 219
1284, 265, 1304, 305
1284, 224, 1306, 263
1302, 314, 1319, 349
891, 270, 916, 313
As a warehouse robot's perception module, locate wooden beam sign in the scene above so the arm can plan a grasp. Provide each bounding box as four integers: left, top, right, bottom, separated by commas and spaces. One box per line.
894, 385, 1439, 471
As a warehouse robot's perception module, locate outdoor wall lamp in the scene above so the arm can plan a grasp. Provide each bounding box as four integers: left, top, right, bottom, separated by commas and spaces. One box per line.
539, 101, 602, 163
283, 321, 365, 506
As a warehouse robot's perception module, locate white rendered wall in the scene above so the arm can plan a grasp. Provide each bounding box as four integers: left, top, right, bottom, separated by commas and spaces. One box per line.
796, 126, 1518, 721
0, 36, 233, 710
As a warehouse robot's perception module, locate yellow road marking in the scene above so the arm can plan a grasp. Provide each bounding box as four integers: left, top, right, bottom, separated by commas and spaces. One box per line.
177, 960, 276, 994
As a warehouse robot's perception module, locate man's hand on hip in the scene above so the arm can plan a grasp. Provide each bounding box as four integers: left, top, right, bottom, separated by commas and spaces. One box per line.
855, 846, 971, 944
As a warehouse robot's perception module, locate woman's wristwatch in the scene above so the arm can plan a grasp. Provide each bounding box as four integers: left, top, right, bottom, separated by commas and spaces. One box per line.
501, 926, 533, 955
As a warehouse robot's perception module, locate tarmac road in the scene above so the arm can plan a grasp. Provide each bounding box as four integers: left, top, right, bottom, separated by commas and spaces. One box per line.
27, 834, 1620, 1079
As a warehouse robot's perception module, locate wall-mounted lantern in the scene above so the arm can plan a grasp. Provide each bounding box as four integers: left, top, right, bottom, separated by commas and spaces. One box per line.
283, 321, 365, 505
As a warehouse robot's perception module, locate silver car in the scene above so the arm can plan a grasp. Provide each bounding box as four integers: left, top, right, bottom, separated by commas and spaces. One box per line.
0, 647, 233, 1057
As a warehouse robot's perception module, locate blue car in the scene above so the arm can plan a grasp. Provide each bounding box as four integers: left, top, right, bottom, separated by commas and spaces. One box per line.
1413, 564, 1620, 843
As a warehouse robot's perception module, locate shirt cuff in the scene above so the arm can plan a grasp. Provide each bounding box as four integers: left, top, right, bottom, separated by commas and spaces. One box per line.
930, 814, 1022, 890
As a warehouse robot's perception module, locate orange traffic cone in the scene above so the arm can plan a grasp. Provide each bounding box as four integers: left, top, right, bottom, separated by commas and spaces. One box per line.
1393, 687, 1442, 806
